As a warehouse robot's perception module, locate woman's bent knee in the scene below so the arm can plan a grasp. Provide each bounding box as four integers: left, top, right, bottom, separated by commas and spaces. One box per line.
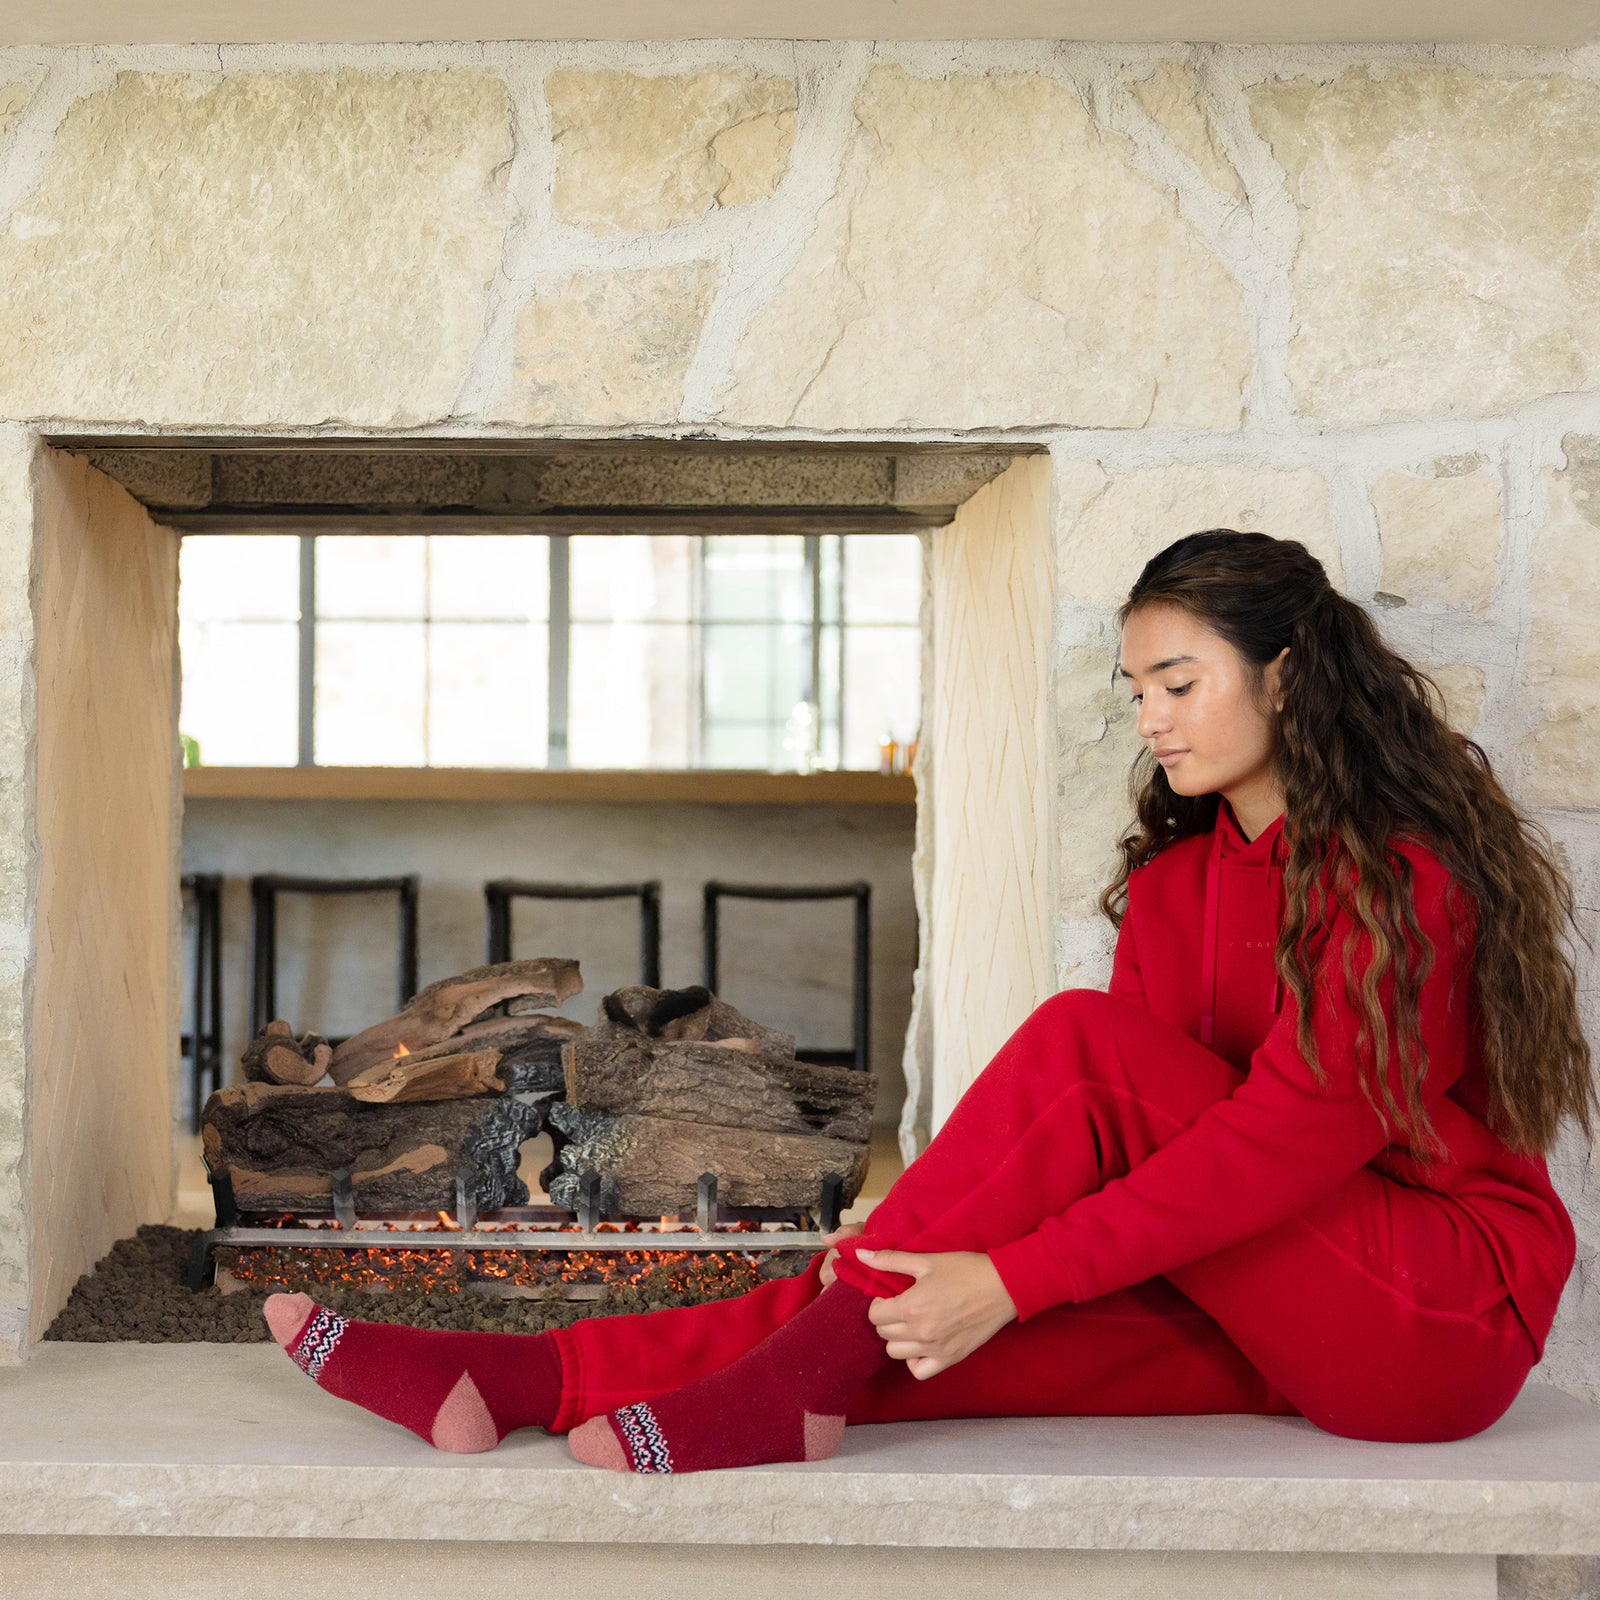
1029, 987, 1118, 1032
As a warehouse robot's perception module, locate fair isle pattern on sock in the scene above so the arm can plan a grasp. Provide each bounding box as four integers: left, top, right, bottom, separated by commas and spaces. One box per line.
292, 1306, 349, 1381
615, 1402, 674, 1473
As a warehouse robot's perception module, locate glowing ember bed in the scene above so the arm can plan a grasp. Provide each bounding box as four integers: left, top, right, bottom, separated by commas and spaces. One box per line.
188, 1169, 839, 1300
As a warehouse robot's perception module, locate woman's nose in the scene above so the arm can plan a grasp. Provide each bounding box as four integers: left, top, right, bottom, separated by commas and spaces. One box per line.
1137, 704, 1171, 742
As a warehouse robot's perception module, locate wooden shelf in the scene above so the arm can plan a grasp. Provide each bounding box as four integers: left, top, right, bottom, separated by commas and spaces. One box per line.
182, 767, 917, 806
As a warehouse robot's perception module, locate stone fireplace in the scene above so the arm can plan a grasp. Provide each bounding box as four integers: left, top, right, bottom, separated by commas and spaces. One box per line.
5, 436, 1063, 1352
1, 36, 1598, 1438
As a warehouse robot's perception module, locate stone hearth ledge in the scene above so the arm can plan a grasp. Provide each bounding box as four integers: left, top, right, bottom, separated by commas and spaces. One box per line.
0, 1346, 1596, 1556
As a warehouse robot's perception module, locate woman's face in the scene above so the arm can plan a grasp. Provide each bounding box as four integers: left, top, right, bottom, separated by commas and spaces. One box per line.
1118, 603, 1289, 830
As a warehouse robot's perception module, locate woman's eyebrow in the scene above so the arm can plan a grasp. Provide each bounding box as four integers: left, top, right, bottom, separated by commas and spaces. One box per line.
1116, 654, 1201, 679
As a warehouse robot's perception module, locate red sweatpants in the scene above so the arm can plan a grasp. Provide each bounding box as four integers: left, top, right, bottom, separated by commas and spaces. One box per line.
549, 990, 1537, 1443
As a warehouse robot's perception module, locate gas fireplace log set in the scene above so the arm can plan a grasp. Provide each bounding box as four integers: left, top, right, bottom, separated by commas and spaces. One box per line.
191, 959, 877, 1291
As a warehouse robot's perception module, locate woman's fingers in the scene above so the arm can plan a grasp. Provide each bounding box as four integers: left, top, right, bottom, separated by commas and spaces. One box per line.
882, 1338, 952, 1377
856, 1248, 929, 1278
881, 1337, 929, 1359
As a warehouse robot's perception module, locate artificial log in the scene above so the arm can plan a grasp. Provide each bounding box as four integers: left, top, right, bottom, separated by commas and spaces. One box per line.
597, 984, 796, 1058
402, 1013, 586, 1095
545, 1102, 868, 1215
329, 957, 582, 1083
564, 1035, 875, 1142
201, 1082, 539, 1213
345, 1048, 505, 1104
241, 1021, 333, 1087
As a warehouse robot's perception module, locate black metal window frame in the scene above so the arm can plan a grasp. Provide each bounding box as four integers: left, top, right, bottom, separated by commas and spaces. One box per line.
205, 530, 916, 770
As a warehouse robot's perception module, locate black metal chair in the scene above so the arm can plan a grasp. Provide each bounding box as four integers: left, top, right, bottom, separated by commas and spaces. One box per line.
249, 874, 420, 1041
702, 880, 872, 1072
484, 879, 662, 985
180, 872, 224, 1132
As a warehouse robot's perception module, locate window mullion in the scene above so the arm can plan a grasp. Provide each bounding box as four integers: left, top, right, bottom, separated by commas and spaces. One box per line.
837, 537, 849, 768
805, 533, 821, 714
547, 535, 570, 769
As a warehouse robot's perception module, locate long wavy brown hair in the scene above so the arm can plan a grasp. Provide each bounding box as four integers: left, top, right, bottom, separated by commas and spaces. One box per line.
1097, 529, 1593, 1160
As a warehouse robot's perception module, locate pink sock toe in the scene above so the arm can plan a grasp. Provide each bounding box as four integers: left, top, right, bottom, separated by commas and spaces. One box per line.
803, 1411, 846, 1460
264, 1291, 315, 1349
568, 1414, 630, 1472
430, 1370, 499, 1454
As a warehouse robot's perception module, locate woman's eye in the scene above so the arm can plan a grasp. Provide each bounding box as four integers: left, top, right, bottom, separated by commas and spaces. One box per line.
1129, 682, 1194, 705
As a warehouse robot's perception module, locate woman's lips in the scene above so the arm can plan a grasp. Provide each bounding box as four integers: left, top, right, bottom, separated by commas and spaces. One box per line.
1156, 750, 1188, 765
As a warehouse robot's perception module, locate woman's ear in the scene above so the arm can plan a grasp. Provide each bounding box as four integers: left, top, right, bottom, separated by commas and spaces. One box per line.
1268, 646, 1290, 713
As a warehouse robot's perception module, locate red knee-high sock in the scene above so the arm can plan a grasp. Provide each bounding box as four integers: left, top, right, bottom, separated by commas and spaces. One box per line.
264, 1292, 563, 1453
567, 1281, 889, 1474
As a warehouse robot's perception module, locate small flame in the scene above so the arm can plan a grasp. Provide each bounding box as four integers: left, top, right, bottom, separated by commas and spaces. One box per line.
393, 1042, 411, 1059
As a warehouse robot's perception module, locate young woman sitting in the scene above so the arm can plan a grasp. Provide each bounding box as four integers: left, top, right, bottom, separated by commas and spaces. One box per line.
263, 528, 1592, 1473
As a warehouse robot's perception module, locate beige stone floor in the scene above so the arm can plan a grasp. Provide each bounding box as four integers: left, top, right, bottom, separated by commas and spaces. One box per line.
168, 1124, 906, 1228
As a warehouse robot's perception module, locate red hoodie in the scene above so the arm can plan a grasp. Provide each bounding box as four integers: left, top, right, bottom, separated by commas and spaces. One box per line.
987, 797, 1576, 1358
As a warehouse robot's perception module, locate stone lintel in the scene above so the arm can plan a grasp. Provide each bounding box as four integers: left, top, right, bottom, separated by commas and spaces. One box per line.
73, 447, 1023, 521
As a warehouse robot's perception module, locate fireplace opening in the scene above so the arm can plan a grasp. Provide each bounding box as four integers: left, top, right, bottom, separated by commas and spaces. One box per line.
26, 438, 1055, 1349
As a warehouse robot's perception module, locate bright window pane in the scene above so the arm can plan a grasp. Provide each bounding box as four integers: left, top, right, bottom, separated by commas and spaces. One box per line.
316, 536, 426, 620
179, 619, 299, 765
702, 621, 808, 724
429, 536, 548, 620
702, 536, 808, 622
819, 535, 842, 626
843, 625, 920, 769
571, 535, 692, 622
568, 621, 692, 768
180, 535, 299, 621
428, 622, 548, 766
315, 621, 426, 764
819, 622, 842, 769
844, 535, 922, 623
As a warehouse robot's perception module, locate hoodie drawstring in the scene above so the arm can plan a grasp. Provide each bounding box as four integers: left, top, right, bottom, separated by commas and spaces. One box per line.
1203, 816, 1287, 1047
1200, 824, 1223, 1047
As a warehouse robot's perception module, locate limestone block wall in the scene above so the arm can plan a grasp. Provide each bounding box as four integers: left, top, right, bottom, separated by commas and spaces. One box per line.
29, 453, 178, 1345
0, 34, 1597, 1392
924, 457, 1055, 1128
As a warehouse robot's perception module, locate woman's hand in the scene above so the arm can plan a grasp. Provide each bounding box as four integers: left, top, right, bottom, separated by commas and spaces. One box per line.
859, 1249, 1019, 1380
816, 1221, 866, 1287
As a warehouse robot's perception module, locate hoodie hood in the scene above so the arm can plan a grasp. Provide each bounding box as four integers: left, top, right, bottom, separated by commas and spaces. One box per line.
1199, 798, 1288, 1052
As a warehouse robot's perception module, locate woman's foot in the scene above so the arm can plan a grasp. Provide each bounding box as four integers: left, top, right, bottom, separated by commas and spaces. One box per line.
567, 1282, 885, 1474
264, 1292, 563, 1452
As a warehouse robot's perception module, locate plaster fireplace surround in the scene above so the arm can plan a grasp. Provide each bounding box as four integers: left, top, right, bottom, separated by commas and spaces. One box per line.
2, 28, 1600, 1597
